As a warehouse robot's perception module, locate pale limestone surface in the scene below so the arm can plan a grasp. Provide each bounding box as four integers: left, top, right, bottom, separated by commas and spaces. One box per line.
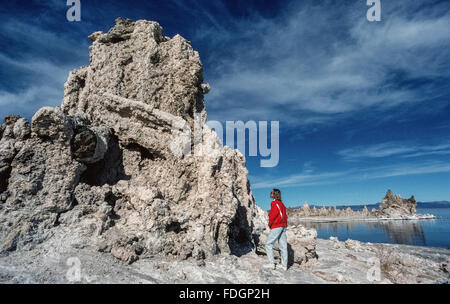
0, 235, 448, 284
0, 18, 316, 270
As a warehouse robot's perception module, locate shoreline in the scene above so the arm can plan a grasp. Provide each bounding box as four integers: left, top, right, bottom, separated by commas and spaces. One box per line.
289, 214, 436, 223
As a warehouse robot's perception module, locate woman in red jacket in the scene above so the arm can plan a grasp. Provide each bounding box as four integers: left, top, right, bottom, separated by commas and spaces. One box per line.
264, 188, 288, 271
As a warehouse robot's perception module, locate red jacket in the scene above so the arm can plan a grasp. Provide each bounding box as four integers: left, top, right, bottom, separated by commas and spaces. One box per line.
268, 200, 288, 229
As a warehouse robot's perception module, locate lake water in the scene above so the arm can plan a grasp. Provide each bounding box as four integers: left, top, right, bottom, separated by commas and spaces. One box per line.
299, 208, 450, 249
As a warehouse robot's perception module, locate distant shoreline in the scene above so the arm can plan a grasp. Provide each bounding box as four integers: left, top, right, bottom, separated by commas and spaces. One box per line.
289, 201, 450, 210
289, 214, 437, 223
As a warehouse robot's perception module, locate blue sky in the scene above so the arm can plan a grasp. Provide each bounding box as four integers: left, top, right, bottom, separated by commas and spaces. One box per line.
1, 0, 450, 210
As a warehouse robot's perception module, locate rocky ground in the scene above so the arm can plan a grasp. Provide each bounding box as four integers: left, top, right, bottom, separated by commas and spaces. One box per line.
1, 236, 448, 284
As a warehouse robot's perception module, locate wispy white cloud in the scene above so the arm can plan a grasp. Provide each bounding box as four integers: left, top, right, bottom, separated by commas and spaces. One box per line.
338, 141, 450, 161
0, 18, 89, 119
0, 85, 63, 118
401, 143, 450, 158
356, 161, 450, 181
251, 171, 349, 189
0, 52, 74, 119
251, 160, 450, 189
338, 142, 417, 160
198, 1, 450, 128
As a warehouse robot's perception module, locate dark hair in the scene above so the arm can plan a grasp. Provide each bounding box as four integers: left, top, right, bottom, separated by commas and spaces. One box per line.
272, 188, 282, 201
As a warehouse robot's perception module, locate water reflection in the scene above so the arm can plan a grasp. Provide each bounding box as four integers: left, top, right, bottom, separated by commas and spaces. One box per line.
375, 220, 427, 245
297, 219, 434, 246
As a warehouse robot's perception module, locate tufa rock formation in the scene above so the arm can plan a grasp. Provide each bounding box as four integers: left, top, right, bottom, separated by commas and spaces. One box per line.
0, 18, 316, 265
378, 189, 417, 217
289, 190, 423, 220
288, 202, 376, 219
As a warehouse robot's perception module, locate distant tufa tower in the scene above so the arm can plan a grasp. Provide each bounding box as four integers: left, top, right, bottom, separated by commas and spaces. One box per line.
379, 189, 417, 216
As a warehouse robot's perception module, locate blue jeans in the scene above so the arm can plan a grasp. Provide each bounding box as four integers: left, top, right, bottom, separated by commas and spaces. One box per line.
265, 227, 288, 267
